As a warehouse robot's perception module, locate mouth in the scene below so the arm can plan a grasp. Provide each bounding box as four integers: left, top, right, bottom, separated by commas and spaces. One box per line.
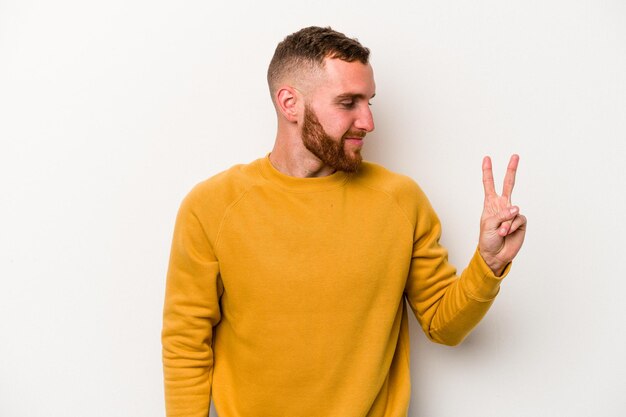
344, 132, 366, 142
344, 137, 364, 150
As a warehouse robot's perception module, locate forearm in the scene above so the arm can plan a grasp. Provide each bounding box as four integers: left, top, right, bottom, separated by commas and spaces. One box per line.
162, 334, 213, 416
162, 271, 220, 416
427, 250, 509, 345
406, 244, 509, 346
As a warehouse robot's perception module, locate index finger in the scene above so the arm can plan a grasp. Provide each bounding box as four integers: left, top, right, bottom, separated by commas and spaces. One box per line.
502, 154, 519, 200
482, 156, 496, 197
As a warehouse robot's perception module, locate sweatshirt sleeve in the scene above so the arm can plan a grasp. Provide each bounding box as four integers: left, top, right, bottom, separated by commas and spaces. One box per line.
404, 187, 510, 346
162, 195, 223, 416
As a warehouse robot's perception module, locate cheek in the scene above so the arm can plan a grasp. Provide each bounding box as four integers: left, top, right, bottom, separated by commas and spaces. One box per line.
318, 113, 353, 137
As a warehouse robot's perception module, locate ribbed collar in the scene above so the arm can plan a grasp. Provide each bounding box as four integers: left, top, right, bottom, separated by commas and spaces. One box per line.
256, 154, 351, 193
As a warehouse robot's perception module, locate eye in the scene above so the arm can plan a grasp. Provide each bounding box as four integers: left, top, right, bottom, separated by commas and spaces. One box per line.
340, 101, 355, 109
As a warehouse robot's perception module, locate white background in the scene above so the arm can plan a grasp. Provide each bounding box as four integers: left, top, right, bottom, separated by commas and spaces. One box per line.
1, 1, 625, 416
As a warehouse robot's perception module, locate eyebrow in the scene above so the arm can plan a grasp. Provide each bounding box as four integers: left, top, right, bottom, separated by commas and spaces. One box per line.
335, 93, 376, 101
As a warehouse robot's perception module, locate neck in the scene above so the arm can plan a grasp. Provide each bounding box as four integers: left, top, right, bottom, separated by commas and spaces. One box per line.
270, 133, 336, 178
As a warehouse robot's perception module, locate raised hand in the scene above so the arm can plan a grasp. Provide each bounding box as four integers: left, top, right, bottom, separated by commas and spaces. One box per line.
478, 155, 527, 276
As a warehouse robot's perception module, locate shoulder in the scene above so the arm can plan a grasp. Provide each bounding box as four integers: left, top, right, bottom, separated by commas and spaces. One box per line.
180, 158, 265, 217
353, 161, 436, 221
354, 161, 426, 199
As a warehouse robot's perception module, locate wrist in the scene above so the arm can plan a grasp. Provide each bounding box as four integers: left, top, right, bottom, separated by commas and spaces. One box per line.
479, 250, 506, 277
490, 264, 506, 277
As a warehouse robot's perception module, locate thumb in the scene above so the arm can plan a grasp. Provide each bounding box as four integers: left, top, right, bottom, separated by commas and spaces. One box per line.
482, 206, 519, 234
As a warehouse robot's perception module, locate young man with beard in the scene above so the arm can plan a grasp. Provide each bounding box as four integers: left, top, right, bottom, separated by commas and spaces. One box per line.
162, 26, 526, 417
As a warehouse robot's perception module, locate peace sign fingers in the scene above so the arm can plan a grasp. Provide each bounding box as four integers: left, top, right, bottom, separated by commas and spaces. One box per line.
482, 154, 519, 201
478, 154, 526, 276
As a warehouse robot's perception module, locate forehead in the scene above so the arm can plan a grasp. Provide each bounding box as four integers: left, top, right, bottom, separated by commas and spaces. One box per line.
314, 58, 376, 98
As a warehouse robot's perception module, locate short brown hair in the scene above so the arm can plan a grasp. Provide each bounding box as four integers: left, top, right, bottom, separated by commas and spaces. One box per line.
267, 26, 370, 98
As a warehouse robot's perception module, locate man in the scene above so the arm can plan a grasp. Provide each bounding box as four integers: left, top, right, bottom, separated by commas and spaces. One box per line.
162, 26, 526, 417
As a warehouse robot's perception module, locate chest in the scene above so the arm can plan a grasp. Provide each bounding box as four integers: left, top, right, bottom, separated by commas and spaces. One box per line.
213, 186, 414, 311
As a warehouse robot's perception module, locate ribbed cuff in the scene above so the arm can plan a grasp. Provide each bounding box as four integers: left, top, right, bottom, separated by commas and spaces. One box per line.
462, 248, 511, 302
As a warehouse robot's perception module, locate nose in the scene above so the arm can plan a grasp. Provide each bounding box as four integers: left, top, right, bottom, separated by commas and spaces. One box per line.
354, 105, 375, 133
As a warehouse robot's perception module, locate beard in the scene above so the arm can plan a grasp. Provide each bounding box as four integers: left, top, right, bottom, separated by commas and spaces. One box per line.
301, 104, 364, 173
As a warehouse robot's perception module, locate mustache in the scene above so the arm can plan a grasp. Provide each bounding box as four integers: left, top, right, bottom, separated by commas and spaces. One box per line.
343, 131, 366, 139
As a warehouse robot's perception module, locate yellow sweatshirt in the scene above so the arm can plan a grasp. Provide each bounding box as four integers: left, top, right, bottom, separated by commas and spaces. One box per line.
162, 156, 509, 417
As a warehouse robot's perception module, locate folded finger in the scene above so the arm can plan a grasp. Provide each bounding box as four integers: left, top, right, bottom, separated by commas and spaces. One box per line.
482, 206, 519, 234
507, 213, 527, 235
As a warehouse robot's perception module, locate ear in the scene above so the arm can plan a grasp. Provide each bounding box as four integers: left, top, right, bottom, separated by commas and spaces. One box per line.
275, 86, 300, 123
